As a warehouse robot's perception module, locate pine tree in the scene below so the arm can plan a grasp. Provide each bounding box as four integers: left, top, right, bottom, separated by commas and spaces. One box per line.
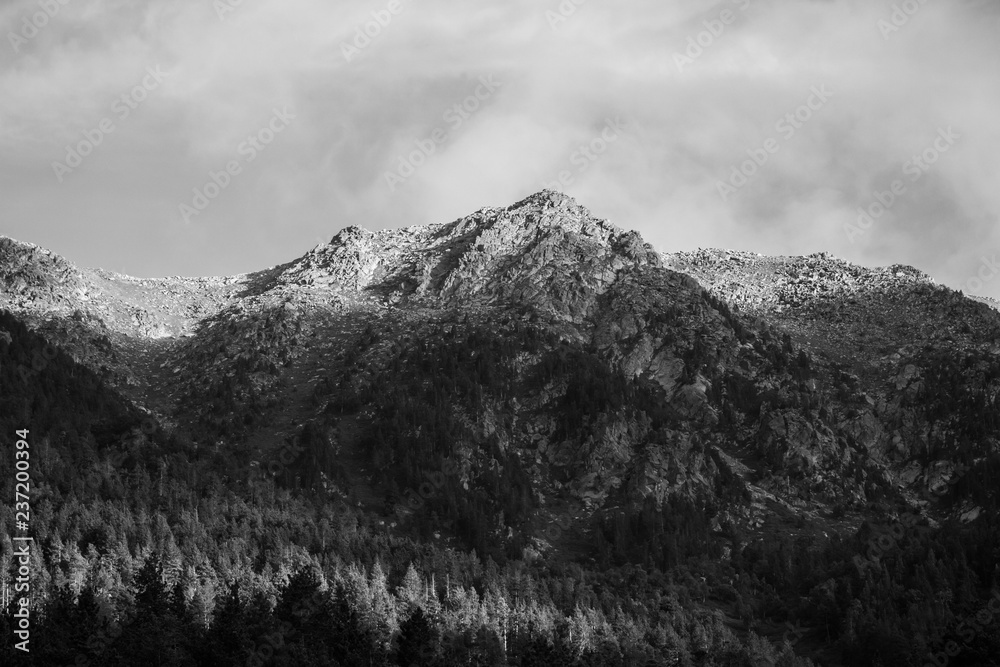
202, 582, 252, 667
397, 562, 425, 617
370, 560, 399, 649
111, 553, 196, 666
396, 606, 440, 666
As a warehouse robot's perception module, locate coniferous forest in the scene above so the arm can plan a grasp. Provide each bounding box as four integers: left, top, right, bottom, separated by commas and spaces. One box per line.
5, 0, 1000, 662
3, 286, 1000, 667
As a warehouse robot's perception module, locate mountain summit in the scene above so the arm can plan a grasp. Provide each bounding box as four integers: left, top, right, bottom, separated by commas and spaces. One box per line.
274, 190, 659, 313
3, 192, 1000, 664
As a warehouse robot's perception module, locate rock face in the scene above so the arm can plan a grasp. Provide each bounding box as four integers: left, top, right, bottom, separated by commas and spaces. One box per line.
275, 191, 660, 318
3, 189, 999, 555
663, 248, 1000, 372
663, 246, 1000, 502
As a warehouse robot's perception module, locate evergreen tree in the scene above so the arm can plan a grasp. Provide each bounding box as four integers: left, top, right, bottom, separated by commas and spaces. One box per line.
396, 606, 440, 666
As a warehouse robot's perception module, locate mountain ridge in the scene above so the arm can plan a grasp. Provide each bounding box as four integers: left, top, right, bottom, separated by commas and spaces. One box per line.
4, 191, 1000, 665
4, 190, 986, 336
5, 190, 997, 522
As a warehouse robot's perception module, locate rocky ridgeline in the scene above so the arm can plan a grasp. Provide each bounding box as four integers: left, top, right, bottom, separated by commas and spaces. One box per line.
3, 192, 999, 543
274, 191, 658, 319
0, 237, 252, 336
663, 249, 930, 312
0, 235, 257, 350
664, 247, 1000, 519
664, 247, 1000, 367
0, 191, 658, 364
0, 237, 90, 312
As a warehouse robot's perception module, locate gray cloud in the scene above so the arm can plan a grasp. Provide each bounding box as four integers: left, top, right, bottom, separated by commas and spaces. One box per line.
1, 0, 998, 298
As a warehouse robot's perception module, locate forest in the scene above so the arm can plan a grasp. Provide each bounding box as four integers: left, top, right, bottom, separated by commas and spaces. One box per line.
2, 306, 1000, 666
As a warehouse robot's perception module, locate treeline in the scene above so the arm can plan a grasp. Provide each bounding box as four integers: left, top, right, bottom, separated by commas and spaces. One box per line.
1, 551, 815, 666
5, 303, 1000, 665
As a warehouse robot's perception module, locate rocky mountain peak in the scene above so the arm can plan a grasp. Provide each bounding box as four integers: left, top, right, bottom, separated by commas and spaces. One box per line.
5, 192, 1000, 666
278, 191, 660, 314
327, 224, 375, 246
0, 234, 89, 308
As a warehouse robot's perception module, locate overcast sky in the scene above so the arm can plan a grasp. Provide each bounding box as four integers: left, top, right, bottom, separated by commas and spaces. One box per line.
2, 0, 998, 298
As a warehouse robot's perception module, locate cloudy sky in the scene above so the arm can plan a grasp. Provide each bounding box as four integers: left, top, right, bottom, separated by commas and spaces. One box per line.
2, 0, 998, 297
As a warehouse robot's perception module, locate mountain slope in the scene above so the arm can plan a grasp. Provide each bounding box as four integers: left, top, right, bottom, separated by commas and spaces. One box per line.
3, 191, 1000, 665
4, 190, 998, 548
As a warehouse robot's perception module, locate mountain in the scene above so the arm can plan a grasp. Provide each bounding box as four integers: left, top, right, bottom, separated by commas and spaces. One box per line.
2, 190, 999, 666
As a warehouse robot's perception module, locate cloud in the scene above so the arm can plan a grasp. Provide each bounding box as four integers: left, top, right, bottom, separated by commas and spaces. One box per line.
0, 0, 998, 299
